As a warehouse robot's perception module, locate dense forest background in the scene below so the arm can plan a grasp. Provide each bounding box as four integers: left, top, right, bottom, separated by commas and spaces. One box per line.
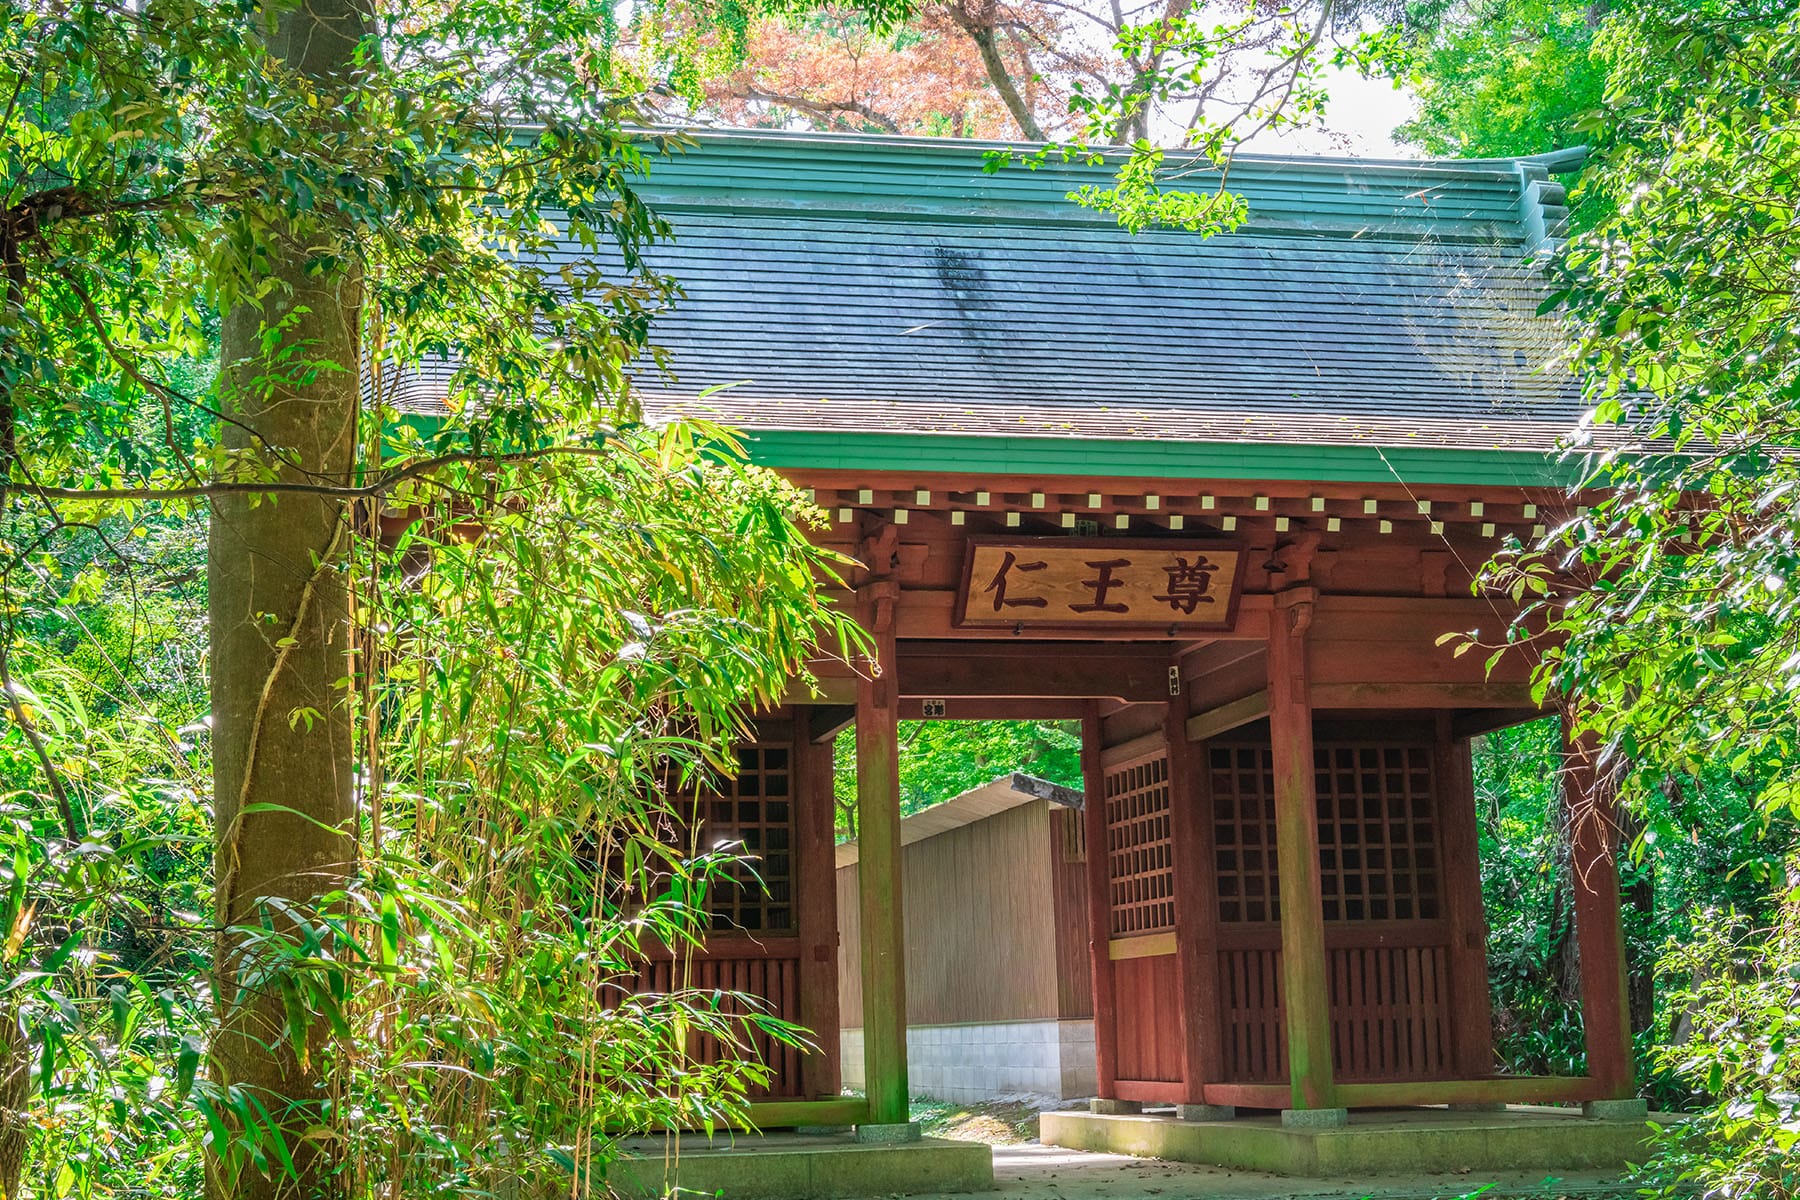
6, 0, 1800, 1197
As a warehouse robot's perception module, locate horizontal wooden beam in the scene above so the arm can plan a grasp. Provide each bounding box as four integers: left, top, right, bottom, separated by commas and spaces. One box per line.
1310, 681, 1539, 710
1200, 1082, 1290, 1110
807, 705, 857, 744
1099, 729, 1166, 770
1180, 638, 1261, 679
738, 1097, 871, 1130
897, 643, 1175, 703
1215, 919, 1451, 953
1453, 707, 1550, 740
1108, 932, 1177, 961
781, 675, 858, 706
1332, 1075, 1602, 1108
625, 936, 804, 963
893, 589, 1277, 641
1186, 690, 1269, 742
902, 698, 1093, 721
1114, 1079, 1185, 1105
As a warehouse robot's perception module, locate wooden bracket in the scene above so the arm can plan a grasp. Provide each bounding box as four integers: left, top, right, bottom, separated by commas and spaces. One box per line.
860, 579, 901, 636
859, 522, 901, 580
1276, 584, 1318, 635
1268, 531, 1322, 587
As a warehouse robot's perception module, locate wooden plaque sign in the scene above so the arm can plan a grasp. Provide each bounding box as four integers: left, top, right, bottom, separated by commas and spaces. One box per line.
955, 537, 1245, 631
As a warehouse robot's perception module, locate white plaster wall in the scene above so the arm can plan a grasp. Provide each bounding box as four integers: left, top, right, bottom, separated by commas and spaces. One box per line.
840, 1019, 1096, 1104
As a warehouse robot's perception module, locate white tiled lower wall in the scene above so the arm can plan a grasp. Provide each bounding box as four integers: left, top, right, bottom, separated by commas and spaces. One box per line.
840, 1019, 1096, 1103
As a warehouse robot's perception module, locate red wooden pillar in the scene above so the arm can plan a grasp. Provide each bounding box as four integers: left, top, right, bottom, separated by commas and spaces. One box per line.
794, 727, 842, 1099
1434, 714, 1496, 1078
1165, 690, 1223, 1102
1080, 709, 1121, 1101
1267, 589, 1336, 1113
1562, 719, 1635, 1099
856, 579, 909, 1125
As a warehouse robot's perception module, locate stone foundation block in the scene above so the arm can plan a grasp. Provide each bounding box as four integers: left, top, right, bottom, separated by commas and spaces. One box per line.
1090, 1098, 1142, 1114
1583, 1098, 1650, 1122
854, 1120, 922, 1144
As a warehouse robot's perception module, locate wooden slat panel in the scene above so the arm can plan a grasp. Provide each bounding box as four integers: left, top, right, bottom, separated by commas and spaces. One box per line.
1218, 946, 1288, 1084
1324, 944, 1452, 1083
1051, 806, 1096, 1021
606, 952, 809, 1099
1113, 953, 1183, 1084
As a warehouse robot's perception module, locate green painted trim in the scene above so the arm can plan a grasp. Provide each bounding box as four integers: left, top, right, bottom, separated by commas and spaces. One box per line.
741, 429, 1585, 489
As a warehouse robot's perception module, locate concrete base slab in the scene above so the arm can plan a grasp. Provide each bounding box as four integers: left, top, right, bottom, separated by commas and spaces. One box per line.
607, 1132, 994, 1199
1282, 1107, 1349, 1129
1040, 1104, 1664, 1177
896, 1142, 1646, 1200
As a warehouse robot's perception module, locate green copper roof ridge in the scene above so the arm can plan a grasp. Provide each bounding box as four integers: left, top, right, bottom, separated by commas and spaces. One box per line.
635, 125, 1584, 184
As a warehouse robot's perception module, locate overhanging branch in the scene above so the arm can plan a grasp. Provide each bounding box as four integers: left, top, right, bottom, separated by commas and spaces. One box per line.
23, 444, 618, 503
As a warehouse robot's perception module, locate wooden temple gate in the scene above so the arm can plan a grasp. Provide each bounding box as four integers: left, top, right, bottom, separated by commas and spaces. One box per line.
631, 483, 1636, 1129
463, 129, 1637, 1132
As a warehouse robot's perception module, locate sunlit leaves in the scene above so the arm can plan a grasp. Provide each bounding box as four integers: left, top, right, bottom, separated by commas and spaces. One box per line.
1482, 4, 1800, 822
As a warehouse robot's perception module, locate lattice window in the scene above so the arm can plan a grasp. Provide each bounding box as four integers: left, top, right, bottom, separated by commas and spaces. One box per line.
1210, 741, 1443, 924
1210, 745, 1281, 924
1104, 754, 1174, 936
1315, 744, 1440, 922
698, 744, 795, 934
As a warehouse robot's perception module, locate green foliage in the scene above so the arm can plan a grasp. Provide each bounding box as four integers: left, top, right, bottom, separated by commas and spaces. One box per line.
1471, 718, 1794, 1103
262, 429, 859, 1193
1650, 888, 1800, 1199
986, 4, 1355, 235
1466, 4, 1800, 1188
1492, 0, 1800, 833
2, 428, 863, 1197
833, 720, 1082, 838
3, 0, 897, 1192
1470, 720, 1586, 1078
1391, 0, 1608, 159
1, 548, 213, 1197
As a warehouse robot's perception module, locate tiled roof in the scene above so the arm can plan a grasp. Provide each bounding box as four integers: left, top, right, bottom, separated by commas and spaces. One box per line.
385, 130, 1591, 474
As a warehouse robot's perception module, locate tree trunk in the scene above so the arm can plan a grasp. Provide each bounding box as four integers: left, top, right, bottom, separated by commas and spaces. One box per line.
0, 222, 27, 1200
956, 16, 1046, 141
0, 1004, 25, 1200
207, 2, 368, 1197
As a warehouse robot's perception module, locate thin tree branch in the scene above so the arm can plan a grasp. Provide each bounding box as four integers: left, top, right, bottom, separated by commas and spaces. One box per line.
24, 443, 619, 502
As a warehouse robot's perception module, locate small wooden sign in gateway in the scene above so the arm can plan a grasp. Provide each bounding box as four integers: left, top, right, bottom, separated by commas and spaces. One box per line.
955, 537, 1246, 630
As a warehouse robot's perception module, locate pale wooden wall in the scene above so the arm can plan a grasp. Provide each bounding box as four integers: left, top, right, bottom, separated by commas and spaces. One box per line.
839, 798, 1084, 1028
